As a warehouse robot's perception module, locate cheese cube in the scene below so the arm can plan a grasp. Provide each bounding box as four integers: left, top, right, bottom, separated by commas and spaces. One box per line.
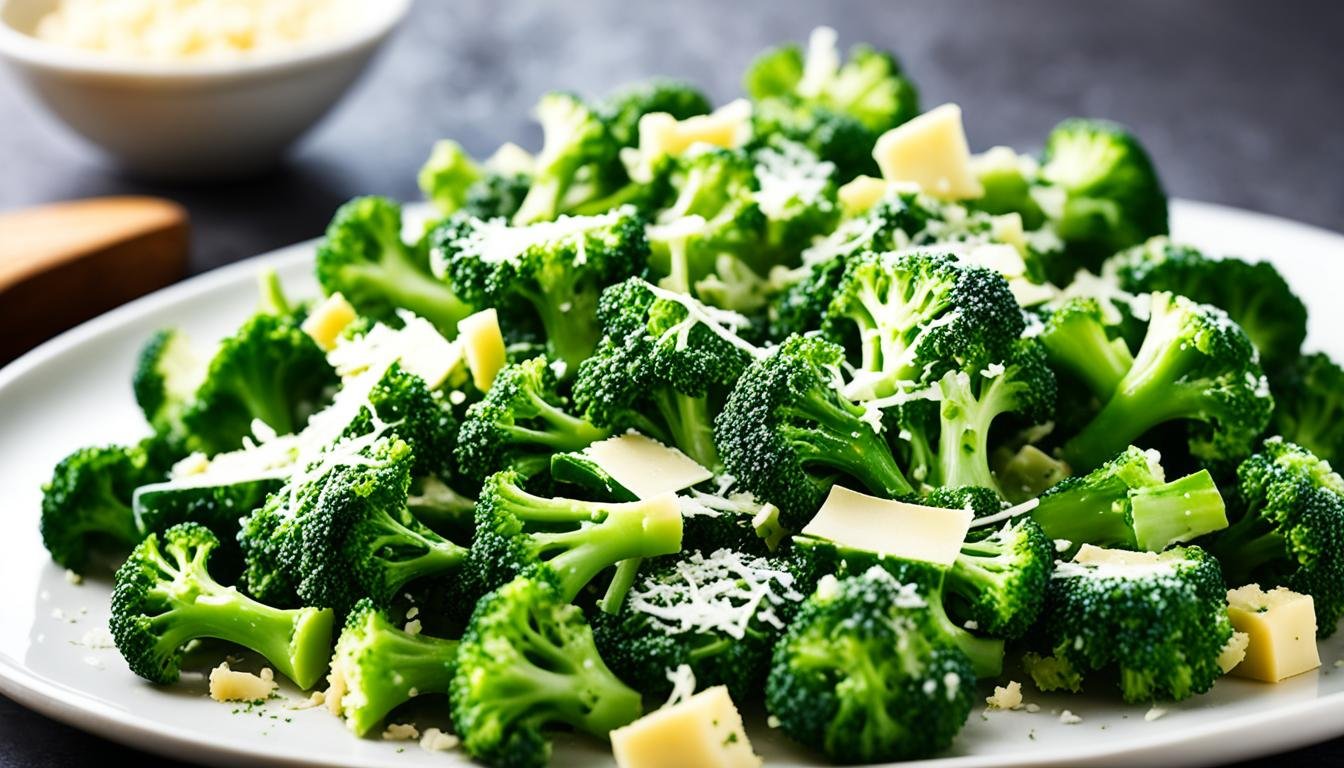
873, 104, 983, 200
457, 308, 508, 392
581, 433, 713, 500
611, 686, 761, 768
627, 100, 753, 182
801, 485, 972, 567
1226, 584, 1321, 682
301, 292, 357, 351
837, 175, 889, 215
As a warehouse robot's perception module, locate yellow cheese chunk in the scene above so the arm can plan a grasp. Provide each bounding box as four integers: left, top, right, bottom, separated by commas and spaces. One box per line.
836, 175, 889, 215
208, 663, 276, 702
611, 686, 762, 768
1227, 584, 1321, 682
457, 308, 508, 392
582, 433, 713, 500
873, 104, 984, 200
627, 100, 753, 182
802, 485, 973, 567
301, 292, 357, 351
1218, 631, 1250, 674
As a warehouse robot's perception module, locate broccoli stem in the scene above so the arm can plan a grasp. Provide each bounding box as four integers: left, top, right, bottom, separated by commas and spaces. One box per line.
512, 179, 564, 227
937, 373, 1013, 492
342, 251, 473, 335
345, 630, 457, 735
598, 557, 644, 615
77, 503, 143, 552
1030, 478, 1142, 550
929, 605, 1003, 678
364, 517, 468, 596
787, 386, 913, 498
520, 285, 602, 374
513, 388, 611, 451
538, 504, 684, 601
498, 661, 643, 738
651, 388, 719, 469
1207, 515, 1284, 586
1128, 470, 1227, 551
1040, 314, 1133, 398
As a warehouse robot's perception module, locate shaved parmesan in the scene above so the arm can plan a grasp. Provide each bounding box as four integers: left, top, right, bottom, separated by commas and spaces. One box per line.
582, 433, 713, 500
802, 486, 973, 566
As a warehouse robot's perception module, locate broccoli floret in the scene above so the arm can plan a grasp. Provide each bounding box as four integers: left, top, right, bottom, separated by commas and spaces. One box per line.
419, 139, 483, 216
470, 469, 684, 601
462, 171, 532, 221
450, 575, 643, 768
574, 279, 759, 468
922, 485, 1005, 520
593, 548, 805, 701
512, 92, 621, 225
132, 328, 206, 446
716, 334, 913, 528
132, 476, 281, 576
316, 196, 475, 336
328, 598, 457, 736
676, 479, 787, 557
765, 565, 974, 763
1206, 439, 1344, 637
1105, 239, 1307, 369
1038, 118, 1168, 270
823, 249, 1023, 400
751, 137, 841, 261
1032, 446, 1229, 552
455, 356, 611, 480
967, 146, 1047, 229
110, 523, 334, 688
750, 98, 879, 183
599, 78, 712, 148
1038, 297, 1134, 399
935, 339, 1057, 493
433, 206, 649, 371
941, 514, 1053, 640
40, 440, 169, 571
1060, 292, 1273, 472
238, 438, 467, 613
1269, 353, 1344, 468
1028, 544, 1233, 702
342, 362, 461, 484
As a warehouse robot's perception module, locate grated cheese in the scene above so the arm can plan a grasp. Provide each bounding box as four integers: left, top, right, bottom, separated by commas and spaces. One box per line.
625, 549, 804, 640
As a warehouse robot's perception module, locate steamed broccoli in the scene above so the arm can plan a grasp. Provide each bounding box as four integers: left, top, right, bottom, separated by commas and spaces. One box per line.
1060, 292, 1273, 472
1031, 446, 1229, 552
1105, 239, 1307, 369
945, 515, 1053, 639
599, 78, 712, 149
450, 575, 643, 768
469, 469, 684, 601
110, 523, 334, 688
462, 170, 533, 221
1206, 439, 1344, 636
1268, 353, 1344, 468
316, 196, 475, 336
765, 565, 974, 763
751, 137, 841, 262
1038, 297, 1134, 399
432, 205, 649, 370
716, 334, 913, 528
512, 92, 622, 225
573, 279, 759, 468
455, 356, 611, 480
419, 139, 483, 216
132, 329, 205, 447
1026, 545, 1233, 702
328, 598, 458, 736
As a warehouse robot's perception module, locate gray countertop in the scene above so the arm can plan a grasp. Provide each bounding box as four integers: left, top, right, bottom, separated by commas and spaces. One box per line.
2, 0, 1341, 765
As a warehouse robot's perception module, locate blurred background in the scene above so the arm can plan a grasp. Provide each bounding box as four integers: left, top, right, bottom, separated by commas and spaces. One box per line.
2, 0, 1342, 765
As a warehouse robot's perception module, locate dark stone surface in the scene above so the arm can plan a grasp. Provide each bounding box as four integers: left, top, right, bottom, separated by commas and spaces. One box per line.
1, 0, 1341, 765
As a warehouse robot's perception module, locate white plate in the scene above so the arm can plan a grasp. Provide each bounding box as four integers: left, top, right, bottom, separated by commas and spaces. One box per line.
2, 200, 1343, 768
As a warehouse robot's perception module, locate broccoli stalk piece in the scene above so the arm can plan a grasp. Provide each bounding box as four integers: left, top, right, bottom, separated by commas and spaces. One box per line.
1206, 439, 1344, 637
512, 92, 620, 226
455, 356, 612, 480
1031, 446, 1228, 552
765, 565, 973, 763
316, 196, 475, 336
824, 250, 1023, 401
133, 328, 206, 445
471, 469, 683, 601
944, 516, 1053, 640
434, 206, 649, 371
1269, 353, 1344, 468
329, 599, 458, 737
110, 523, 334, 688
716, 334, 913, 528
451, 575, 643, 768
1028, 545, 1233, 702
1038, 297, 1134, 399
574, 279, 759, 469
1060, 292, 1273, 472
935, 340, 1057, 493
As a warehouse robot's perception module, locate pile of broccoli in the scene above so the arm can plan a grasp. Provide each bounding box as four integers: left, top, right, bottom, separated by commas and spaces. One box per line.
36, 27, 1344, 768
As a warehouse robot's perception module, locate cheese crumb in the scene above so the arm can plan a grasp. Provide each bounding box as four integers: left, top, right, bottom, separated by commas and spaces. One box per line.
405, 606, 420, 620
1024, 703, 1041, 713
404, 619, 422, 636
208, 663, 277, 702
1058, 710, 1082, 725
324, 665, 347, 715
290, 691, 326, 710
78, 628, 115, 649
1144, 707, 1168, 722
382, 723, 420, 741
419, 727, 460, 752
64, 569, 83, 585
985, 681, 1023, 711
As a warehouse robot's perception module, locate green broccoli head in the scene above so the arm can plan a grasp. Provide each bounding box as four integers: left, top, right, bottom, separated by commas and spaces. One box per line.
132, 328, 206, 447
470, 469, 684, 601
751, 137, 840, 260
419, 139, 483, 216
450, 575, 643, 768
462, 171, 532, 221
599, 78, 712, 148
715, 334, 913, 528
342, 362, 460, 484
455, 356, 611, 480
765, 565, 974, 763
1105, 239, 1307, 369
922, 485, 1005, 520
1031, 544, 1233, 702
316, 196, 475, 336
433, 205, 649, 370
824, 249, 1023, 400
329, 598, 458, 737
945, 516, 1053, 639
1269, 353, 1344, 468
1061, 292, 1273, 473
750, 98, 880, 183
1208, 438, 1344, 637
1038, 297, 1135, 400
512, 92, 622, 225
110, 522, 334, 688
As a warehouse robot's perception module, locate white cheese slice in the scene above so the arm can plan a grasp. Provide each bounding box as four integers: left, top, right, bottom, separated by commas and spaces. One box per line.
611, 686, 762, 768
801, 485, 973, 567
456, 308, 507, 392
301, 292, 357, 351
873, 103, 984, 200
1227, 584, 1321, 682
582, 433, 713, 500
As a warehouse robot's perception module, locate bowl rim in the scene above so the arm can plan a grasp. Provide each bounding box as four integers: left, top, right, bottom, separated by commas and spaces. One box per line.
0, 0, 411, 78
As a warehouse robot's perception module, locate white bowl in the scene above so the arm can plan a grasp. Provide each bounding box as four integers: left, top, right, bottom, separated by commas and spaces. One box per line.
0, 0, 410, 179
